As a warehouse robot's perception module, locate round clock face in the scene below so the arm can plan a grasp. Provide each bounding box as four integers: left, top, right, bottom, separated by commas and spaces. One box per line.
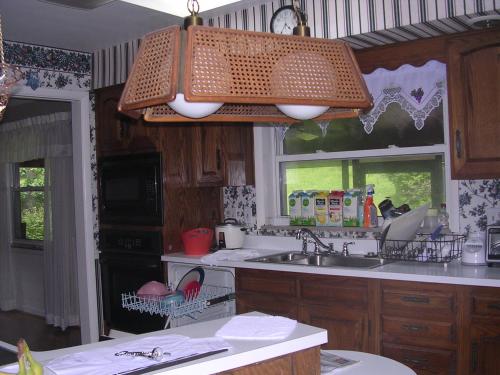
270, 5, 297, 35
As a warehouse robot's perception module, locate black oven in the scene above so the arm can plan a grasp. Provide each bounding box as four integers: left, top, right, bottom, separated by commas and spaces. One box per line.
99, 229, 165, 334
99, 152, 163, 225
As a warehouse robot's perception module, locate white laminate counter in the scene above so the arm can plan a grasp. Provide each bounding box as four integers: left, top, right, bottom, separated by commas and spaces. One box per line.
162, 249, 500, 287
0, 313, 326, 375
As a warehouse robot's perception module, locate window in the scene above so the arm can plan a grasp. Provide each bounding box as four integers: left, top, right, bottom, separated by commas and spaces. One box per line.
255, 61, 458, 231
12, 159, 45, 243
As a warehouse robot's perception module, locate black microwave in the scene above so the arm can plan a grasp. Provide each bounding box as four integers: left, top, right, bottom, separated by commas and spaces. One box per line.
99, 152, 163, 225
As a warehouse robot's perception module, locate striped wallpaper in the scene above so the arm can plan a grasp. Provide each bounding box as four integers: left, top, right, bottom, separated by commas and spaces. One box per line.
93, 0, 500, 89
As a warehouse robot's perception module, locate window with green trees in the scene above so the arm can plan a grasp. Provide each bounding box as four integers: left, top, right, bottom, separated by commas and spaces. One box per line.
12, 160, 45, 242
278, 102, 447, 217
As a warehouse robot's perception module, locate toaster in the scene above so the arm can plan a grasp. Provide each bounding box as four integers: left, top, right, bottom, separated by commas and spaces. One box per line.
486, 226, 500, 264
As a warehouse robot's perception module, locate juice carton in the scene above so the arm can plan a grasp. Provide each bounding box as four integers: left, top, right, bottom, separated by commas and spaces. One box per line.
328, 191, 344, 227
343, 189, 361, 227
301, 190, 316, 226
314, 191, 329, 226
288, 191, 302, 226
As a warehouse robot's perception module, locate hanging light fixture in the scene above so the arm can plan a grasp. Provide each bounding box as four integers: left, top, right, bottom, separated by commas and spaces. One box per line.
0, 14, 23, 122
118, 0, 372, 123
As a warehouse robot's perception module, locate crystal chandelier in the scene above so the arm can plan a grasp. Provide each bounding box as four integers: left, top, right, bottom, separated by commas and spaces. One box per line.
0, 14, 22, 122
118, 0, 372, 124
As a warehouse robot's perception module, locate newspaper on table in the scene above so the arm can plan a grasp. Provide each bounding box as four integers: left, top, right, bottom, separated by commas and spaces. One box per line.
320, 351, 359, 373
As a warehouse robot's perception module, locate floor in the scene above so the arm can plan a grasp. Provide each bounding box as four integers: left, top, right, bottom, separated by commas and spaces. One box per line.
0, 310, 81, 365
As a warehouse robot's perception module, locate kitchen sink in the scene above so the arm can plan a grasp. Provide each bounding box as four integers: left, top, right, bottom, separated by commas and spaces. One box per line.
246, 252, 389, 269
248, 252, 308, 263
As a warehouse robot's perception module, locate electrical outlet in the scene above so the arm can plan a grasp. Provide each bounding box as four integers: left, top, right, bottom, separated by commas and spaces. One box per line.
487, 207, 500, 225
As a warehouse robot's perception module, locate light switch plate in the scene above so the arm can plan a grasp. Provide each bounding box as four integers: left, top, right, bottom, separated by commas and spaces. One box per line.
487, 207, 500, 225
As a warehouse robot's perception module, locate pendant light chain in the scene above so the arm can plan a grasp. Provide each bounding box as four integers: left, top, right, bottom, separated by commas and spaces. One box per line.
187, 0, 200, 16
0, 14, 4, 64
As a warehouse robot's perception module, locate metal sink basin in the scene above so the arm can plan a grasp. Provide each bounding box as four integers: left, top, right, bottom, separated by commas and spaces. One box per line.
246, 252, 388, 269
248, 252, 308, 263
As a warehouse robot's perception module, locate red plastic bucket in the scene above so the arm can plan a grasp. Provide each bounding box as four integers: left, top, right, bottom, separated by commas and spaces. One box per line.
181, 228, 214, 255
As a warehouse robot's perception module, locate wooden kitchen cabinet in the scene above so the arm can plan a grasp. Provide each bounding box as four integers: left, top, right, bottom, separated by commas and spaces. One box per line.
219, 346, 320, 375
446, 28, 500, 179
191, 124, 224, 187
235, 269, 376, 352
95, 84, 157, 156
465, 287, 500, 375
236, 268, 298, 318
380, 280, 459, 375
191, 123, 254, 187
299, 275, 373, 352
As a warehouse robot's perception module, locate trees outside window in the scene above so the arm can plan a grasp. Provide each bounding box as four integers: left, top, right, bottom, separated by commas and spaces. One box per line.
12, 159, 45, 242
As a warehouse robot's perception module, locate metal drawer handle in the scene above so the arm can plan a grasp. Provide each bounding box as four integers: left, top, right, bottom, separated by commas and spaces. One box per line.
487, 302, 500, 311
401, 295, 430, 304
403, 357, 428, 369
455, 129, 462, 159
471, 342, 478, 372
402, 324, 428, 333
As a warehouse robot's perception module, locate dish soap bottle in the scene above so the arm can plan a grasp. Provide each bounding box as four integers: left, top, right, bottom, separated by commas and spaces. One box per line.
438, 203, 449, 232
363, 184, 378, 228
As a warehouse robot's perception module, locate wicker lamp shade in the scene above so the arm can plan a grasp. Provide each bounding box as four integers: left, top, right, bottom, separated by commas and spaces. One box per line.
118, 25, 372, 123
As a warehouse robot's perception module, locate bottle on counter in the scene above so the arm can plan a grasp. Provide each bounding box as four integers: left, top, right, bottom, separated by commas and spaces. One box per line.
363, 184, 378, 228
437, 203, 449, 231
289, 191, 302, 226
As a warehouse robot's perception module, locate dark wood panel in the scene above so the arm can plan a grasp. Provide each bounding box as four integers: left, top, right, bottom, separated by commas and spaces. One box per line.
236, 293, 298, 319
382, 315, 456, 349
236, 269, 298, 297
447, 28, 500, 179
299, 303, 370, 352
219, 347, 320, 375
299, 275, 369, 309
162, 186, 221, 252
382, 343, 456, 375
470, 287, 500, 318
381, 280, 456, 318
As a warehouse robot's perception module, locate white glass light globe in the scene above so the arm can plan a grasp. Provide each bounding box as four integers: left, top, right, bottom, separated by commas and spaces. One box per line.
276, 104, 329, 120
168, 94, 223, 119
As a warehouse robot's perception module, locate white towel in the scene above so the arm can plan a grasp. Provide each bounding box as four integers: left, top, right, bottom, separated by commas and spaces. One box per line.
215, 316, 297, 340
201, 250, 260, 265
41, 335, 231, 375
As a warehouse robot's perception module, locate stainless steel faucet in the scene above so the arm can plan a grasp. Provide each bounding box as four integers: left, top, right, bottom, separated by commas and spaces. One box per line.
296, 228, 335, 255
342, 241, 354, 256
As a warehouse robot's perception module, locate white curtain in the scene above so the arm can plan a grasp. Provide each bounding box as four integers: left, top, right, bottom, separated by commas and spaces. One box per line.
44, 157, 79, 329
0, 111, 79, 329
359, 60, 446, 134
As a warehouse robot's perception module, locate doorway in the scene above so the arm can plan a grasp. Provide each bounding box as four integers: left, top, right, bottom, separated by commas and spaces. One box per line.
0, 87, 97, 346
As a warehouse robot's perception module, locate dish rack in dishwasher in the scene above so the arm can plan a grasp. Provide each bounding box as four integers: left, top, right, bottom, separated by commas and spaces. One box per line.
121, 285, 235, 328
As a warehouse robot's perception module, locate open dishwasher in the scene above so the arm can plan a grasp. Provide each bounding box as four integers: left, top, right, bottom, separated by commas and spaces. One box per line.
122, 262, 236, 329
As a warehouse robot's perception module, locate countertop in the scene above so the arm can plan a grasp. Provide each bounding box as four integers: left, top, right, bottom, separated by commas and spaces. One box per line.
0, 313, 327, 375
162, 249, 500, 287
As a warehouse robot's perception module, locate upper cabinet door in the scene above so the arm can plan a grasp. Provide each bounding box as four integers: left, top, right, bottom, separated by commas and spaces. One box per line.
448, 29, 500, 179
192, 124, 224, 187
95, 84, 157, 156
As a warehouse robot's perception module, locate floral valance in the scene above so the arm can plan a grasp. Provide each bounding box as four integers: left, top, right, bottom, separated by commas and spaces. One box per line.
359, 60, 446, 134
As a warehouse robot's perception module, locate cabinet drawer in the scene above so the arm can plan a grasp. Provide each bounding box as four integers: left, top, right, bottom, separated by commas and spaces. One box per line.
382, 283, 455, 317
382, 343, 456, 375
236, 269, 297, 298
471, 295, 500, 318
382, 316, 456, 348
236, 292, 298, 319
300, 276, 368, 308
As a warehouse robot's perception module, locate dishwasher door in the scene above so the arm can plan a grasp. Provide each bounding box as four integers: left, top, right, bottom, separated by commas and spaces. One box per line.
167, 262, 236, 328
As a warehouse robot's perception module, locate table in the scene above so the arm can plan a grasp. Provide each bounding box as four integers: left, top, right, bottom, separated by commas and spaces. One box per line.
323, 350, 416, 375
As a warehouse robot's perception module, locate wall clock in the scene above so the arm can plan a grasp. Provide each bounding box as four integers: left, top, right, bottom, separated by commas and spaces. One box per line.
270, 5, 298, 35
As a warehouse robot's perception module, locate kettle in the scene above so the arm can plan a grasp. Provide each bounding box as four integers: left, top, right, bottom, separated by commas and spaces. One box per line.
462, 231, 487, 265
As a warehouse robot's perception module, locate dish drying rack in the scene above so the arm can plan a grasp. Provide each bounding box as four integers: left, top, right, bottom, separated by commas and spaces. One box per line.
379, 233, 465, 264
121, 285, 235, 328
